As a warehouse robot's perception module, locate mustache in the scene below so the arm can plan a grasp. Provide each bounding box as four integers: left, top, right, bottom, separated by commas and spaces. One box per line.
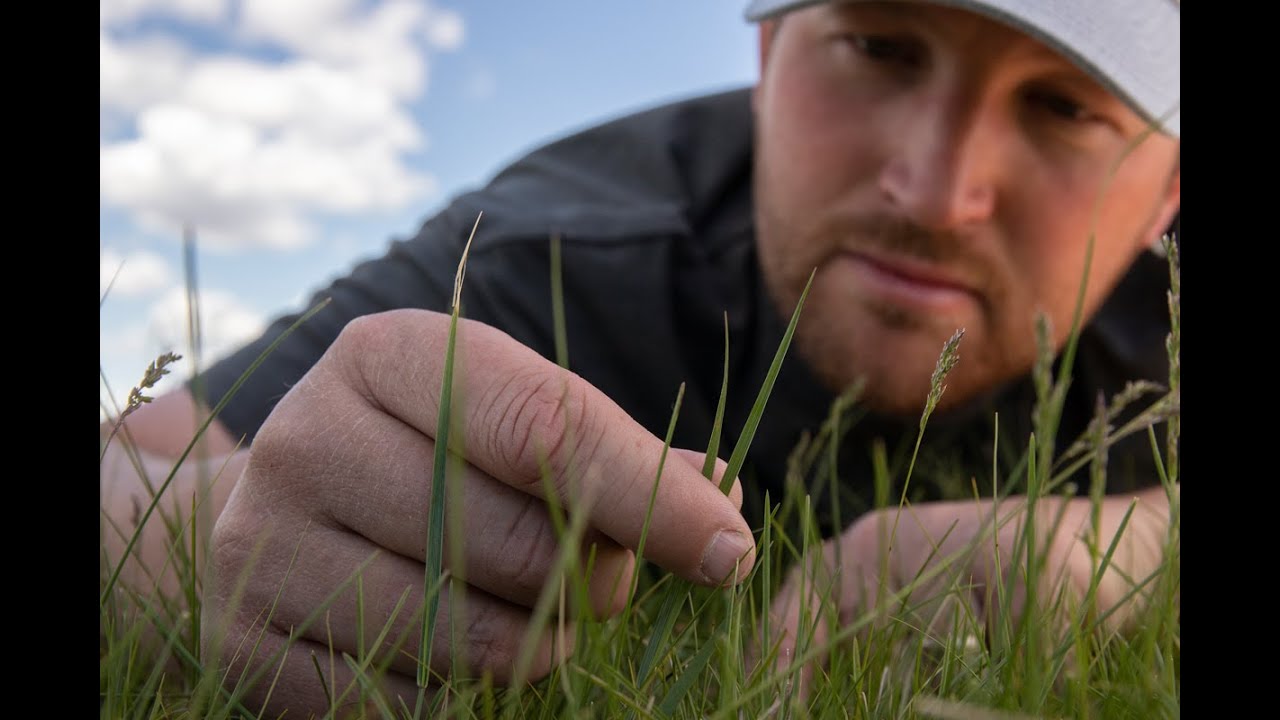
824, 213, 970, 263
812, 212, 1000, 297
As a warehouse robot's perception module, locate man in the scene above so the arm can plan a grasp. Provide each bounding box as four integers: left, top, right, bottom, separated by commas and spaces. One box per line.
100, 0, 1180, 714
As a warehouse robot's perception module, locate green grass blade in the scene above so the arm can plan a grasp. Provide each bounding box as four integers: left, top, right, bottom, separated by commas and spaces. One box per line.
418, 305, 456, 686
550, 233, 569, 370
625, 383, 687, 624
636, 584, 687, 690
570, 666, 660, 719
703, 313, 730, 479
309, 649, 333, 715
722, 270, 814, 494
758, 490, 773, 677
1162, 234, 1180, 486
657, 619, 722, 716
342, 653, 399, 718
420, 212, 482, 687
329, 585, 417, 711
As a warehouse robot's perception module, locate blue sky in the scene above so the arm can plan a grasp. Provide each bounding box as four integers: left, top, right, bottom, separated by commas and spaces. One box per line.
100, 0, 760, 413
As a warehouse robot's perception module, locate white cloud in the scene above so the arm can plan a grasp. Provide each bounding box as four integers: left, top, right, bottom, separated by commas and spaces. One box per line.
101, 285, 264, 419
182, 58, 423, 149
100, 32, 192, 115
100, 101, 434, 250
102, 284, 264, 371
99, 1, 461, 252
101, 286, 266, 405
239, 0, 463, 99
101, 248, 173, 298
100, 0, 228, 27
145, 287, 266, 364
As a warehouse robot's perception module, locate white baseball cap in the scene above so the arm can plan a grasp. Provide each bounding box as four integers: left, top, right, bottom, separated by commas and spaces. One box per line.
744, 0, 1180, 137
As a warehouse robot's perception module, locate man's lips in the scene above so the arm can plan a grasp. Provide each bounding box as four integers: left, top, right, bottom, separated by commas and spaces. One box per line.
835, 250, 981, 312
852, 250, 975, 290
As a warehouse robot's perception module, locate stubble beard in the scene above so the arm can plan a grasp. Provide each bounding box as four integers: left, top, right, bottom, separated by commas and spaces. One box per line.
753, 172, 1022, 419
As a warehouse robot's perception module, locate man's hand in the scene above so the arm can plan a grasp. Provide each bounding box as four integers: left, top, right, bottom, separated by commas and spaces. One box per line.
761, 486, 1176, 697
101, 387, 246, 617
202, 309, 755, 716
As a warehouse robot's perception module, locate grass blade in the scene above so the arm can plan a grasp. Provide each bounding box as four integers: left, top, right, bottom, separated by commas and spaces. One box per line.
703, 312, 730, 479
722, 270, 814, 494
628, 384, 694, 699
636, 585, 688, 691
420, 212, 483, 686
626, 383, 687, 622
657, 620, 722, 716
550, 233, 569, 370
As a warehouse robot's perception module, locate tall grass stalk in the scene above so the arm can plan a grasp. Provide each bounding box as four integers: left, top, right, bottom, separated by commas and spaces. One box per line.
419, 212, 483, 687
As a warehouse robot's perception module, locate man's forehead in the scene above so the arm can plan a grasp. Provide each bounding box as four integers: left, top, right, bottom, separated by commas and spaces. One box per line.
744, 0, 1181, 137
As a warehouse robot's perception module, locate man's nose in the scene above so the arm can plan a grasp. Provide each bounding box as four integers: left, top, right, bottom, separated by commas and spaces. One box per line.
877, 90, 1003, 231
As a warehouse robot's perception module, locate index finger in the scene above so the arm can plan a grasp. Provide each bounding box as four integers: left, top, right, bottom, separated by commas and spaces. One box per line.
330, 309, 756, 586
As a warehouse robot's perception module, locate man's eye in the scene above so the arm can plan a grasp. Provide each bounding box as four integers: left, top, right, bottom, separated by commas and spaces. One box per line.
843, 35, 923, 67
1027, 89, 1094, 123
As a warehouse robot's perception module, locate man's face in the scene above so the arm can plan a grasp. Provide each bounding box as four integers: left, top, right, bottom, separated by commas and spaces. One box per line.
752, 2, 1181, 417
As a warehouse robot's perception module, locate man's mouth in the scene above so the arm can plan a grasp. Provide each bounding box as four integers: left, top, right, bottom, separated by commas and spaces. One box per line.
834, 250, 980, 313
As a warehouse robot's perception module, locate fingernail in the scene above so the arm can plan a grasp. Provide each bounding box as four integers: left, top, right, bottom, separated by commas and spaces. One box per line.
701, 530, 753, 585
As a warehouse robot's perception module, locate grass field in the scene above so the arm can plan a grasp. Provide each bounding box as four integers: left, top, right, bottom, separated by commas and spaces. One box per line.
100, 232, 1180, 720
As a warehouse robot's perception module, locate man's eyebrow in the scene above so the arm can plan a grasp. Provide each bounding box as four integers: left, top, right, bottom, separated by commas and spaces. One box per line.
828, 1, 915, 22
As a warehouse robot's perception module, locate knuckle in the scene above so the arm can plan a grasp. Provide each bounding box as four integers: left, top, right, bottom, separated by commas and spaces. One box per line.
238, 428, 316, 511
242, 422, 292, 477
331, 311, 410, 396
460, 601, 519, 677
499, 500, 559, 598
205, 617, 287, 708
207, 510, 251, 580
204, 518, 284, 654
486, 369, 594, 487
206, 508, 263, 604
335, 311, 402, 358
243, 367, 338, 478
